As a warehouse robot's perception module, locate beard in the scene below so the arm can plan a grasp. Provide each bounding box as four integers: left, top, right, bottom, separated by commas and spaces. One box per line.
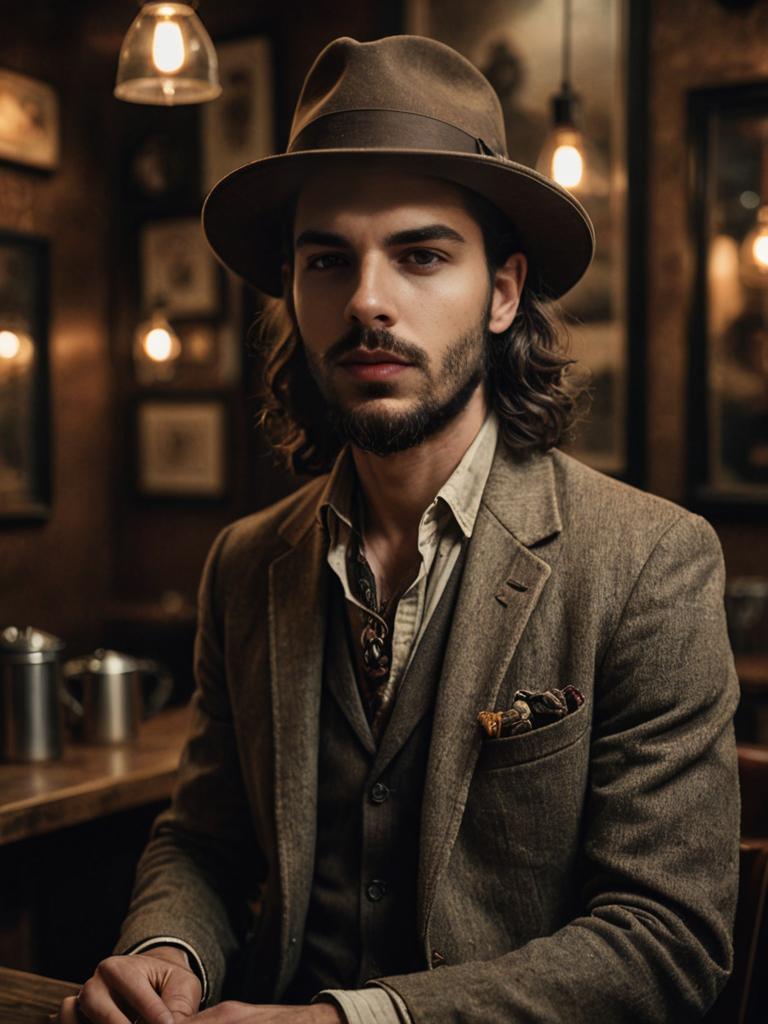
302, 310, 490, 457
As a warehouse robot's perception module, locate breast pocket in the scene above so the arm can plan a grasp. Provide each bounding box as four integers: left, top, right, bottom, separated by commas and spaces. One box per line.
476, 700, 589, 771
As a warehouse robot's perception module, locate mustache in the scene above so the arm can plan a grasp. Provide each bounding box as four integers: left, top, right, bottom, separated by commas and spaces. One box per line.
323, 325, 428, 371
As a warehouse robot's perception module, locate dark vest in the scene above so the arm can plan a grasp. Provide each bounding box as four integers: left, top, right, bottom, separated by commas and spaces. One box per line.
285, 544, 467, 1002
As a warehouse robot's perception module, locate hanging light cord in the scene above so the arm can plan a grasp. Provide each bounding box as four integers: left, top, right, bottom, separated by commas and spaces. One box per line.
561, 0, 572, 92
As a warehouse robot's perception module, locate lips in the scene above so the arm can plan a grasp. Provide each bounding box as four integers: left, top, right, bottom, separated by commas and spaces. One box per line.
337, 348, 413, 382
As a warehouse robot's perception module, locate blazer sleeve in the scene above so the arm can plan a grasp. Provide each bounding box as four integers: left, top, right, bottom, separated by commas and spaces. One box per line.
115, 524, 267, 1003
373, 512, 741, 1023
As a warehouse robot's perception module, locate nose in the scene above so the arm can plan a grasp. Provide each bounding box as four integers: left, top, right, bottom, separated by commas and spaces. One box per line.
343, 255, 397, 330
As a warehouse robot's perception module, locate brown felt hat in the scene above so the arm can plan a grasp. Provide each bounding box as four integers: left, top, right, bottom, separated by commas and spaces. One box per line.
202, 34, 594, 299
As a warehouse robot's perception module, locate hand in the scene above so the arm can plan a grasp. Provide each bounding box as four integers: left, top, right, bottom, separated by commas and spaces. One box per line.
188, 1003, 342, 1024
57, 947, 202, 1024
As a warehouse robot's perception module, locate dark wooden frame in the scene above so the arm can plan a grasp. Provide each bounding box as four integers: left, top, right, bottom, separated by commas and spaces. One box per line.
688, 82, 768, 517
132, 393, 230, 502
0, 231, 51, 524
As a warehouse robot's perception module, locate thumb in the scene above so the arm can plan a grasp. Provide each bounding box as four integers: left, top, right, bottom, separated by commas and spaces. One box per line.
160, 972, 202, 1019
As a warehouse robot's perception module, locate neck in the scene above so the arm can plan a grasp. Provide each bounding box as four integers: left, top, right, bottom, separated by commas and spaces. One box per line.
350, 388, 487, 548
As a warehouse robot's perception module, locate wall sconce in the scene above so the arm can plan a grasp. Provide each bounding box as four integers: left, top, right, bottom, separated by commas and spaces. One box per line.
114, 2, 221, 106
0, 328, 34, 378
741, 204, 768, 285
133, 311, 182, 383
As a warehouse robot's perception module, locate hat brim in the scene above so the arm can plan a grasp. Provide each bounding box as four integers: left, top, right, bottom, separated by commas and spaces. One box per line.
202, 149, 595, 300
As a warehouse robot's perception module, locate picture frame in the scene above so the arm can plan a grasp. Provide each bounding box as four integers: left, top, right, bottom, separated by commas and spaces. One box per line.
0, 231, 50, 522
0, 70, 59, 171
688, 82, 768, 512
140, 218, 221, 319
135, 397, 228, 499
405, 0, 648, 482
202, 36, 274, 195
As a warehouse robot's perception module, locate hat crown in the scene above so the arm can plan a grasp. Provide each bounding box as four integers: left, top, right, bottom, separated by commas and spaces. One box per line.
289, 35, 508, 157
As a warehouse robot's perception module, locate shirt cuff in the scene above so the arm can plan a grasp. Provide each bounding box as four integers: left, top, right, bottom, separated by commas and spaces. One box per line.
124, 936, 209, 1006
314, 985, 412, 1023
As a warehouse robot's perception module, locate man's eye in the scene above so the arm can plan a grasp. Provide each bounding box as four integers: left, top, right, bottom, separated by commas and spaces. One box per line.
403, 249, 444, 268
306, 253, 347, 270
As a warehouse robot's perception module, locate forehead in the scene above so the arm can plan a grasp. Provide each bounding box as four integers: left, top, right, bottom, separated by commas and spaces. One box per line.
293, 165, 479, 238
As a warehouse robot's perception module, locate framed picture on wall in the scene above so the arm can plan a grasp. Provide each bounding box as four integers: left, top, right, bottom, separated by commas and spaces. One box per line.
0, 232, 50, 522
135, 397, 228, 499
405, 0, 648, 482
202, 36, 274, 195
688, 83, 768, 511
141, 218, 222, 319
0, 70, 59, 171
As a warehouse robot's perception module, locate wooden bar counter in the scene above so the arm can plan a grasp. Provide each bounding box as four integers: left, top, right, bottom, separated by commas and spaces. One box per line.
0, 704, 191, 846
0, 966, 78, 1023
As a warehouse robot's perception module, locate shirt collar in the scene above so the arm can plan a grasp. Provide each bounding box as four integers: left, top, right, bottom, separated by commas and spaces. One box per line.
318, 412, 499, 543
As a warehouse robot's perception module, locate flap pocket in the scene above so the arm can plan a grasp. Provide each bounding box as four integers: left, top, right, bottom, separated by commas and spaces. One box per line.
477, 701, 588, 771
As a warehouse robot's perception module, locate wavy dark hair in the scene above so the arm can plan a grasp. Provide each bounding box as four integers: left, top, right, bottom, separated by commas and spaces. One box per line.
254, 186, 585, 476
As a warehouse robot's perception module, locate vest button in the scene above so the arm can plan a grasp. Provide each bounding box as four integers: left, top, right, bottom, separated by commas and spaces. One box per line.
366, 879, 387, 902
431, 949, 447, 968
370, 782, 390, 804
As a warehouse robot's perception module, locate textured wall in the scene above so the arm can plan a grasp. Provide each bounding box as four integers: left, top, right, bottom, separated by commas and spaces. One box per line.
648, 0, 768, 575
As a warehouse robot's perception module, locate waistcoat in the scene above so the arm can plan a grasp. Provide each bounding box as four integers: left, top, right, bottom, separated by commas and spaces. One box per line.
285, 542, 468, 1002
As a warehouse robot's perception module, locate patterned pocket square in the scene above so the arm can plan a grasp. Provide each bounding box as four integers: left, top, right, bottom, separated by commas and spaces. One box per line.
478, 685, 584, 739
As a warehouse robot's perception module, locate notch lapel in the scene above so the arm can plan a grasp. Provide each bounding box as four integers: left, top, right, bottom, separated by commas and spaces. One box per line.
268, 509, 328, 994
417, 449, 562, 936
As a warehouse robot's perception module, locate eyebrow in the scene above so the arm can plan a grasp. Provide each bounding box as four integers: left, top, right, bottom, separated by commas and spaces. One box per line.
294, 224, 467, 249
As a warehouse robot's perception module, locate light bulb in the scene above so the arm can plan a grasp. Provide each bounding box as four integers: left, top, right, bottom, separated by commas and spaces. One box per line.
0, 330, 21, 360
753, 232, 768, 269
152, 19, 185, 74
143, 326, 176, 362
551, 144, 584, 188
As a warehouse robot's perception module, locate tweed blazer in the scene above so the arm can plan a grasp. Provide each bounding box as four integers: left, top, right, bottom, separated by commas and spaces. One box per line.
117, 444, 740, 1023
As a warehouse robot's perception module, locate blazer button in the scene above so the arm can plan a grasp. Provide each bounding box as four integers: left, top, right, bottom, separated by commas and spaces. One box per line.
366, 879, 387, 902
431, 949, 447, 968
370, 782, 390, 804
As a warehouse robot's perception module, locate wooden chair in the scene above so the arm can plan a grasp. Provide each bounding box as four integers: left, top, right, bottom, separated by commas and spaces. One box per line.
738, 743, 768, 838
706, 743, 768, 1022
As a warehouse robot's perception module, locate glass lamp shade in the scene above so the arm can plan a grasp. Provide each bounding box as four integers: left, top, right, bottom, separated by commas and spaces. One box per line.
537, 123, 587, 190
114, 2, 221, 106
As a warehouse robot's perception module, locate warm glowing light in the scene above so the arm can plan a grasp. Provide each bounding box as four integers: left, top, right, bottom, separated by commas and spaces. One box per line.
143, 327, 175, 362
552, 144, 584, 188
152, 20, 185, 74
0, 330, 21, 360
752, 232, 768, 269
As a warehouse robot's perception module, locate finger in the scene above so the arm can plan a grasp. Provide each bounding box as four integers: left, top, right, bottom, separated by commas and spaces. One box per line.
94, 959, 175, 1024
57, 996, 81, 1024
80, 961, 172, 1024
160, 973, 202, 1018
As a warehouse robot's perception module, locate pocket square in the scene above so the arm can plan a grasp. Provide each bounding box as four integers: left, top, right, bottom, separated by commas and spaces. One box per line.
478, 685, 584, 739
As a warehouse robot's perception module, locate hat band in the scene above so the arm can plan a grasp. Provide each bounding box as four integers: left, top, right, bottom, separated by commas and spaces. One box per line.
289, 108, 502, 158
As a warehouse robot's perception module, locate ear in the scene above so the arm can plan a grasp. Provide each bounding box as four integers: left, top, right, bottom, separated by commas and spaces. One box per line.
488, 252, 527, 333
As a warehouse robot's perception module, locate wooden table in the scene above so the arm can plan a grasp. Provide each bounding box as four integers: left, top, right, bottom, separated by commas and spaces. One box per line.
0, 705, 191, 846
0, 966, 78, 1023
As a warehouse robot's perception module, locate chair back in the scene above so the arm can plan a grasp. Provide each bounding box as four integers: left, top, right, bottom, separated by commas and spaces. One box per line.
704, 840, 768, 1023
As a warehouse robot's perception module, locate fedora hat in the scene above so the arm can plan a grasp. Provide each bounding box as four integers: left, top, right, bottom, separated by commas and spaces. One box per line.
202, 34, 594, 299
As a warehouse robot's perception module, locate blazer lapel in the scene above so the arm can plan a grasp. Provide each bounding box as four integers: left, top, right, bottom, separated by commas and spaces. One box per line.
268, 496, 328, 993
417, 448, 562, 937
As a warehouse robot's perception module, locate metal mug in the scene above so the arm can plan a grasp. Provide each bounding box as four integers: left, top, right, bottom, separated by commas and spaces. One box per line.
0, 625, 66, 762
62, 649, 173, 745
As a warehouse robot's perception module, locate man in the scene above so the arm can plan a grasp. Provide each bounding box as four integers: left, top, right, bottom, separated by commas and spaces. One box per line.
60, 35, 739, 1024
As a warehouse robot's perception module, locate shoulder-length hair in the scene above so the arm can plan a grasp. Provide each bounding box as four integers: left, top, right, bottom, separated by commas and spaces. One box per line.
254, 188, 586, 476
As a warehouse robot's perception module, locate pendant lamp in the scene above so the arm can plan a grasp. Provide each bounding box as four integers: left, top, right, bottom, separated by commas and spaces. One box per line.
537, 0, 588, 190
114, 2, 221, 106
